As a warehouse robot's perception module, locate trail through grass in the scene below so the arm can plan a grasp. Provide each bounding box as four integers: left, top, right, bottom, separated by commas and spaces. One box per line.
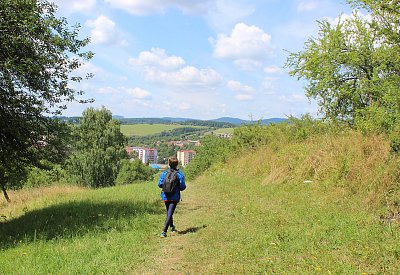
135, 160, 400, 274
1, 145, 399, 273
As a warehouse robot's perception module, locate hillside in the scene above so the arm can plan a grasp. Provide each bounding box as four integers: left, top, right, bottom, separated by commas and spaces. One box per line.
0, 131, 399, 274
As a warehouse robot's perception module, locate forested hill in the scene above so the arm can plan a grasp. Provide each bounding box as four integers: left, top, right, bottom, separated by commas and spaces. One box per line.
56, 116, 287, 127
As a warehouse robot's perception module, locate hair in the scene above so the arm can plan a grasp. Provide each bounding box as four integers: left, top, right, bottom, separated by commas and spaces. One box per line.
168, 156, 179, 169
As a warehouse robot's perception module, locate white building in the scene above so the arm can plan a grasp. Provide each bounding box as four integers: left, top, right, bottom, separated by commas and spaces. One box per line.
177, 150, 196, 167
126, 147, 158, 164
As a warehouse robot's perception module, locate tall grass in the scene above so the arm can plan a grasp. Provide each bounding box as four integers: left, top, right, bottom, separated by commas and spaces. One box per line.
177, 130, 400, 274
0, 182, 164, 274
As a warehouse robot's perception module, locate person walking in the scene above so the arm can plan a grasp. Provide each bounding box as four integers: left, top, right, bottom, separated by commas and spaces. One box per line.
158, 156, 186, 238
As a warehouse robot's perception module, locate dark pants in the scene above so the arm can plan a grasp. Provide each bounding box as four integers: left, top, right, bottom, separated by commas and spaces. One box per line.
163, 201, 177, 232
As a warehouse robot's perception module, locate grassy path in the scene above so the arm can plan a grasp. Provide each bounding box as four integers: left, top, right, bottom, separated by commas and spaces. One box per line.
0, 161, 398, 273
134, 164, 399, 274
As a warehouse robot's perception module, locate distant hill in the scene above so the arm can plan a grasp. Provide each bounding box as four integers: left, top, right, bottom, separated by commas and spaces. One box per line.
211, 117, 287, 125
58, 115, 287, 126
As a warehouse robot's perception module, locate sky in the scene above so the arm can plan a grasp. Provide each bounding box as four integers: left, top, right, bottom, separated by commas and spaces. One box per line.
53, 0, 355, 120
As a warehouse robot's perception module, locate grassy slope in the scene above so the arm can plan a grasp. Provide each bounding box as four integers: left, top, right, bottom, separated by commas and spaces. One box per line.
120, 124, 184, 136
137, 131, 400, 274
0, 183, 164, 274
1, 131, 399, 274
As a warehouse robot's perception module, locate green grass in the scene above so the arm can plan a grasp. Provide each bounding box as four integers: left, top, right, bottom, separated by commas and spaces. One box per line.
120, 123, 183, 136
1, 131, 399, 274
180, 171, 399, 274
0, 183, 165, 274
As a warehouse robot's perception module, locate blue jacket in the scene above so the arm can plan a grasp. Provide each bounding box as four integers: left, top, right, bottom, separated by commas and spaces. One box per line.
158, 169, 186, 201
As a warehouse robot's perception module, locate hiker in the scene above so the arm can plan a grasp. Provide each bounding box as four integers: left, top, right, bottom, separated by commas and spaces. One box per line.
158, 156, 186, 238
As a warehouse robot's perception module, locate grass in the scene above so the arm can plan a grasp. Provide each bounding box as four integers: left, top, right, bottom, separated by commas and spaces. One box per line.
135, 131, 400, 274
0, 183, 165, 274
120, 123, 183, 136
1, 131, 399, 274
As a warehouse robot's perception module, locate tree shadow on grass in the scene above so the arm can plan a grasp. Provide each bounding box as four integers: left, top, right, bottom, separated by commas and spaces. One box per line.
0, 199, 163, 248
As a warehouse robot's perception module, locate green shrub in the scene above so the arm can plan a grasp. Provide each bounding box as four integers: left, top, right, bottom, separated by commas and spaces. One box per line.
184, 136, 235, 180
25, 165, 66, 188
115, 159, 156, 185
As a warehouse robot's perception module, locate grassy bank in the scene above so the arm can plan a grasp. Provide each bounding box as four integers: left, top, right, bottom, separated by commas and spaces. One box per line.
137, 131, 400, 274
0, 183, 164, 274
1, 130, 399, 274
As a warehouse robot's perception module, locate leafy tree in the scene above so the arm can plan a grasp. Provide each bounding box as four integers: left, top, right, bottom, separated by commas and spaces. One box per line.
285, 0, 400, 130
0, 0, 92, 201
66, 107, 127, 188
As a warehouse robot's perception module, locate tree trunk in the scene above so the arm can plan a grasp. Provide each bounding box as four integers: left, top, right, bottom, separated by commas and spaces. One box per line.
1, 184, 11, 203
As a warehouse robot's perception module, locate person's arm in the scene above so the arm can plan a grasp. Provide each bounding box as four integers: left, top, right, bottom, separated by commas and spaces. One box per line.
178, 172, 186, 191
158, 171, 167, 188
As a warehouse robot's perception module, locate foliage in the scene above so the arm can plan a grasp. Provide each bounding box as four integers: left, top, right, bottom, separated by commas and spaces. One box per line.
115, 159, 156, 185
184, 136, 235, 180
285, 1, 400, 131
66, 107, 127, 188
0, 0, 92, 200
25, 165, 66, 188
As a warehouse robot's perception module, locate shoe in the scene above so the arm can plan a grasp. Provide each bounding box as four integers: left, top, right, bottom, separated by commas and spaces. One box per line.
159, 232, 167, 238
171, 225, 177, 233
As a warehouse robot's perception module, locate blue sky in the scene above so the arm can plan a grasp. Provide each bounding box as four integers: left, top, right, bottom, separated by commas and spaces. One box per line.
54, 0, 354, 120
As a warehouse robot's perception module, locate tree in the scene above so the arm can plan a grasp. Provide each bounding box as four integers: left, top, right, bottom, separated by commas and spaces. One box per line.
285, 1, 400, 130
67, 107, 127, 188
0, 0, 92, 201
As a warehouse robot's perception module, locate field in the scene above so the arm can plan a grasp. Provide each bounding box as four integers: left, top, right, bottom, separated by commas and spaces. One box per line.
1, 130, 399, 274
120, 124, 184, 136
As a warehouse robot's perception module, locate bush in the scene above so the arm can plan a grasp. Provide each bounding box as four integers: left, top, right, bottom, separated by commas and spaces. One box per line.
184, 136, 235, 180
25, 165, 66, 188
115, 159, 156, 185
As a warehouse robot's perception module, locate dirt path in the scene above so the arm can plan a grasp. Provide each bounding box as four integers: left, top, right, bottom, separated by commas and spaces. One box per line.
132, 180, 210, 274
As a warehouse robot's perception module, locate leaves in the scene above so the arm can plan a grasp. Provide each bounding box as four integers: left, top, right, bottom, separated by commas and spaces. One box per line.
0, 0, 92, 191
285, 2, 400, 131
66, 107, 127, 188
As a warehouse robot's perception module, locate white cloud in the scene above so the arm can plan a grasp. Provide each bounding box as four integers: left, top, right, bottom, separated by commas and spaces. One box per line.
264, 66, 282, 74
211, 23, 273, 70
297, 1, 318, 12
129, 48, 185, 71
129, 48, 222, 88
98, 87, 120, 94
104, 0, 213, 15
86, 15, 129, 46
73, 61, 108, 81
325, 10, 372, 26
227, 80, 255, 94
279, 94, 308, 103
54, 0, 96, 13
235, 94, 253, 101
227, 80, 255, 101
127, 87, 152, 99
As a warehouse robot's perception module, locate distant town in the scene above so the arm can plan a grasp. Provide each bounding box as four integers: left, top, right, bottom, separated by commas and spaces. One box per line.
125, 132, 233, 168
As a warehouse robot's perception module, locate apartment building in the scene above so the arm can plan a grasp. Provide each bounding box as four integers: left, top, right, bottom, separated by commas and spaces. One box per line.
177, 149, 196, 167
125, 147, 158, 164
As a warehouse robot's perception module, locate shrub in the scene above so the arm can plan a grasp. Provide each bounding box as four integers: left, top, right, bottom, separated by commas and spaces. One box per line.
25, 165, 66, 188
115, 159, 156, 185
